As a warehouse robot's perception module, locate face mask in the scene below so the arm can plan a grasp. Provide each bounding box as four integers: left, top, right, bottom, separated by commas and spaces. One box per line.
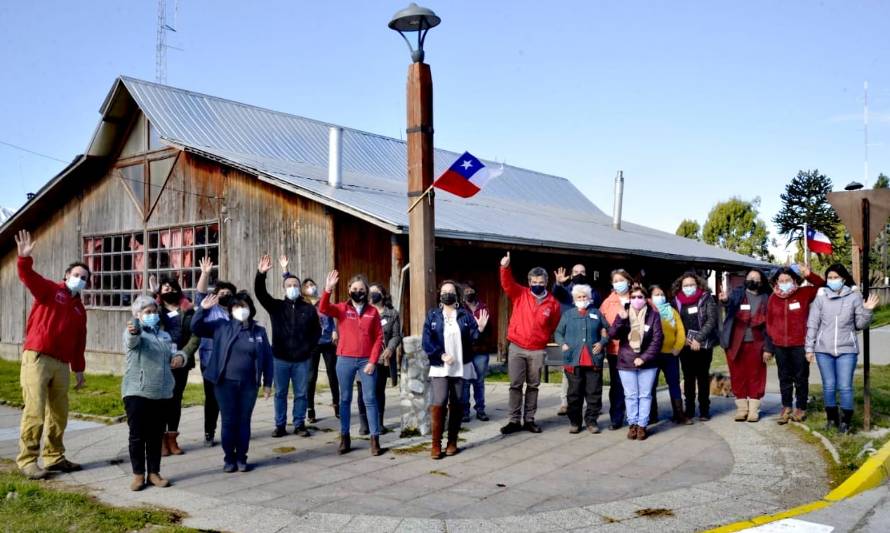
827, 279, 844, 292
777, 281, 795, 293
160, 291, 181, 305
66, 276, 86, 294
232, 307, 249, 322
572, 274, 587, 285
218, 294, 234, 307
350, 291, 366, 304
285, 286, 300, 300
530, 285, 546, 296
440, 292, 457, 306
140, 313, 160, 328
464, 292, 478, 304
682, 286, 697, 297
370, 292, 383, 304
613, 281, 629, 294
304, 286, 318, 297
745, 280, 761, 291
630, 297, 647, 310
574, 300, 589, 310
652, 295, 666, 306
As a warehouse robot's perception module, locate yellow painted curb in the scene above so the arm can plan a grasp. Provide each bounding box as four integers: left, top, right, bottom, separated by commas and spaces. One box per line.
701, 437, 890, 532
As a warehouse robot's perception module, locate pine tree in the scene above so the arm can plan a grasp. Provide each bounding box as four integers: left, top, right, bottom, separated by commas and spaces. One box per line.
773, 169, 840, 245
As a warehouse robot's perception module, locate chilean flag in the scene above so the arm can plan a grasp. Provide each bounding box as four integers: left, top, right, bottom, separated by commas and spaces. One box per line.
433, 152, 503, 198
807, 227, 833, 255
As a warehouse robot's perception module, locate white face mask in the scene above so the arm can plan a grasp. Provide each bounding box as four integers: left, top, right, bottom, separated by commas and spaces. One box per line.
66, 276, 87, 294
232, 307, 249, 322
574, 300, 589, 310
285, 286, 300, 300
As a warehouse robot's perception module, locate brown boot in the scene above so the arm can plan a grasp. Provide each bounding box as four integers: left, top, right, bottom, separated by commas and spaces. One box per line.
161, 433, 171, 457
636, 426, 648, 441
338, 433, 351, 455
671, 399, 692, 425
627, 424, 638, 440
445, 403, 462, 456
147, 473, 170, 488
430, 405, 444, 460
130, 474, 145, 491
166, 432, 184, 455
369, 436, 384, 456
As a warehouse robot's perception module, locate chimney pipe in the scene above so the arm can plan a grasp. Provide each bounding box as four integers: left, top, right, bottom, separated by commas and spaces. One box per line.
612, 170, 624, 230
328, 126, 343, 189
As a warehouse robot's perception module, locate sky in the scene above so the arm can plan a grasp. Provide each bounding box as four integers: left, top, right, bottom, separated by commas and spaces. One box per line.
1, 1, 889, 260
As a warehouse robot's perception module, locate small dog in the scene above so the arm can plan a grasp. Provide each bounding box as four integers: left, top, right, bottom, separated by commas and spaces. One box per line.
709, 372, 732, 397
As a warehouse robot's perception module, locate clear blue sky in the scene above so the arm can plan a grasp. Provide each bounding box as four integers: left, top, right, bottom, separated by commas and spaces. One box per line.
2, 1, 889, 255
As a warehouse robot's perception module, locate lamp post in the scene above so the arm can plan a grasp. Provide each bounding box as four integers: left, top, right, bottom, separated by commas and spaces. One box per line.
389, 3, 440, 335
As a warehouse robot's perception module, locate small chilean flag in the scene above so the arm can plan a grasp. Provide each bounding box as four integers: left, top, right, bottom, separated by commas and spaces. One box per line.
807, 227, 833, 255
433, 152, 503, 198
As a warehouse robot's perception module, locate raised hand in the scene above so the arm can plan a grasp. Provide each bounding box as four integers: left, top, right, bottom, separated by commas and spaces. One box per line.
325, 270, 339, 292
258, 254, 273, 274
500, 251, 511, 268
279, 254, 289, 270
199, 256, 214, 274
148, 274, 159, 294
15, 230, 34, 257
799, 264, 811, 279
554, 266, 569, 284
476, 309, 490, 332
864, 293, 880, 311
201, 293, 219, 310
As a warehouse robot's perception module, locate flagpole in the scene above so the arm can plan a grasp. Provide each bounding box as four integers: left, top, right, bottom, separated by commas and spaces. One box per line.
407, 184, 435, 213
803, 223, 810, 268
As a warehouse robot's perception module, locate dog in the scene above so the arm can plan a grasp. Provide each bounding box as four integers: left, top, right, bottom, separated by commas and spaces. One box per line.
709, 372, 732, 397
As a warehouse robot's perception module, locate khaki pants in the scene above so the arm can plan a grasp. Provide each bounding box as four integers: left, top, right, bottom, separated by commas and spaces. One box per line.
16, 350, 70, 469
507, 344, 544, 423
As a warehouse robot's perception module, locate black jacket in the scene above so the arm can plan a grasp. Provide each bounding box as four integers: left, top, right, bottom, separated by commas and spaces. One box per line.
254, 272, 321, 362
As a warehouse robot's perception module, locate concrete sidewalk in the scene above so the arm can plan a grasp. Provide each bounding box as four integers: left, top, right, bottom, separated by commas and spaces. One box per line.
0, 384, 828, 532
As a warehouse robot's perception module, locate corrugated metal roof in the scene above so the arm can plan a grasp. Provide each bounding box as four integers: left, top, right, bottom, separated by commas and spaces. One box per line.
121, 76, 763, 268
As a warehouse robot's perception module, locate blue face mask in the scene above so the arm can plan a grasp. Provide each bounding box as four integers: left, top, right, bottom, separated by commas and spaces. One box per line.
530, 285, 547, 296
612, 281, 629, 294
285, 286, 300, 300
827, 279, 844, 292
682, 286, 697, 297
778, 281, 795, 293
652, 295, 666, 306
141, 313, 160, 329
66, 276, 86, 294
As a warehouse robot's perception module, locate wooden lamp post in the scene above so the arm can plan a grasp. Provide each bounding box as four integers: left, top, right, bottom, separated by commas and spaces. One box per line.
389, 3, 440, 335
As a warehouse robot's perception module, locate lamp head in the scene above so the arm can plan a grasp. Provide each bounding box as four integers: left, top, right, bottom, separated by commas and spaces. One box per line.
388, 3, 440, 63
845, 181, 865, 191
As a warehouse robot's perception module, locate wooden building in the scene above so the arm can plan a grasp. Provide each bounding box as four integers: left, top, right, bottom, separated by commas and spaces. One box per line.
0, 77, 761, 372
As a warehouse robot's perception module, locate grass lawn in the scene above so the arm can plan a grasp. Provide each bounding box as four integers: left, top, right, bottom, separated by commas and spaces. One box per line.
799, 364, 890, 487
0, 358, 205, 419
871, 304, 890, 328
0, 461, 195, 533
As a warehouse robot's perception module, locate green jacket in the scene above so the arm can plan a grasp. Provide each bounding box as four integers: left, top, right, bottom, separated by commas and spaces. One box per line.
554, 305, 610, 368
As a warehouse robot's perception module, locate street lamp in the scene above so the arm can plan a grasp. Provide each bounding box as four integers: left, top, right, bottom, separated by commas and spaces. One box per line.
389, 3, 440, 335
845, 181, 865, 191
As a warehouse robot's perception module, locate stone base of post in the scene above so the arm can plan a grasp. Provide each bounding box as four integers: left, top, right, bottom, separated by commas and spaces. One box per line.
400, 335, 431, 436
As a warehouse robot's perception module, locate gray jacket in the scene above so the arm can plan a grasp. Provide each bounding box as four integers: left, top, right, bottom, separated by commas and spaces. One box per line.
121, 327, 176, 400
805, 286, 873, 356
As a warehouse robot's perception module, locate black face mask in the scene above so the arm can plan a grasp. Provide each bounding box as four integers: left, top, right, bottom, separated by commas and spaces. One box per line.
369, 292, 383, 304
530, 285, 546, 296
350, 291, 367, 304
440, 292, 457, 306
160, 292, 181, 305
571, 274, 587, 286
464, 292, 478, 304
218, 294, 234, 307
745, 280, 761, 291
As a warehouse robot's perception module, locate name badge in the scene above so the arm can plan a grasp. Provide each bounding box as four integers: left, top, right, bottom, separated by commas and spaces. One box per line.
588, 313, 598, 320
381, 319, 388, 326
789, 302, 801, 311
740, 304, 751, 311
167, 310, 179, 318
644, 325, 651, 332
687, 306, 699, 314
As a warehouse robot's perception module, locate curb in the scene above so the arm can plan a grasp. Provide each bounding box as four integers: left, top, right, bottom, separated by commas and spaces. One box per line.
703, 436, 890, 532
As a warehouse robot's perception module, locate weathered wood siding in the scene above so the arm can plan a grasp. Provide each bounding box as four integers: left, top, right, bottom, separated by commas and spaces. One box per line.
333, 213, 393, 302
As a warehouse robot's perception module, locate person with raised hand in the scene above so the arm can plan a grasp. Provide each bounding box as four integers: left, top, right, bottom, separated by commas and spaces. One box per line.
356, 283, 402, 435
14, 230, 88, 480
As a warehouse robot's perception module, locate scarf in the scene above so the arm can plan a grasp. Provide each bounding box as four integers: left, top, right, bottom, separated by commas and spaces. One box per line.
656, 301, 675, 325
676, 288, 703, 306
628, 306, 647, 353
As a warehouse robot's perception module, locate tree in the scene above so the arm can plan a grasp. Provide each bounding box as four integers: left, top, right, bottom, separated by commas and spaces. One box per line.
676, 219, 701, 241
773, 169, 840, 245
703, 197, 772, 261
875, 173, 889, 189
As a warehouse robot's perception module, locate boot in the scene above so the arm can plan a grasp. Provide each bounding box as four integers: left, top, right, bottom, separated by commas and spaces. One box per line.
147, 473, 170, 488
445, 403, 462, 456
430, 406, 444, 459
824, 406, 840, 431
734, 399, 749, 422
369, 436, 384, 456
166, 432, 183, 455
358, 412, 370, 436
338, 433, 351, 455
161, 433, 171, 457
840, 409, 854, 434
746, 399, 761, 422
671, 399, 692, 425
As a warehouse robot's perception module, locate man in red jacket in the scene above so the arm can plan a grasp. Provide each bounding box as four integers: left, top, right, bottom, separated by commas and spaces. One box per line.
499, 252, 561, 435
14, 230, 88, 479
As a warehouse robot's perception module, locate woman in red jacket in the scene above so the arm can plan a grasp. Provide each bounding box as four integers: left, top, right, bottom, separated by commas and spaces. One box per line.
765, 265, 824, 424
319, 270, 384, 456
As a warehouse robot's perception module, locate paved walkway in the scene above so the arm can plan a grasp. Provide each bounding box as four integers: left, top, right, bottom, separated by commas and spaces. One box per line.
0, 381, 828, 533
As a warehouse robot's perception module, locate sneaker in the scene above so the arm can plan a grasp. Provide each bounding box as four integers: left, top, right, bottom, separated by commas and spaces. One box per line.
293, 424, 310, 437
44, 459, 81, 473
223, 463, 237, 473
462, 413, 471, 423
524, 421, 542, 434
587, 423, 601, 434
557, 405, 568, 416
19, 463, 47, 480
307, 409, 317, 424
568, 425, 581, 434
500, 421, 523, 435
476, 411, 490, 422
272, 426, 288, 438
237, 462, 250, 472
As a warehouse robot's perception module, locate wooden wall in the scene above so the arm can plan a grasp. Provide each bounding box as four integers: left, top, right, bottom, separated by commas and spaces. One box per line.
333, 213, 393, 301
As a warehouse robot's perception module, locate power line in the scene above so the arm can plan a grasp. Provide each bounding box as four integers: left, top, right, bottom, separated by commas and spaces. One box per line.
0, 140, 69, 164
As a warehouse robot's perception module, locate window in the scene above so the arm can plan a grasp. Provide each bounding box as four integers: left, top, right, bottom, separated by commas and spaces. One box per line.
82, 222, 220, 308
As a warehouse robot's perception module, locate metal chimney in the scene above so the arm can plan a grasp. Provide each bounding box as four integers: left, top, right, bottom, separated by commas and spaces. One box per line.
612, 170, 624, 230
328, 126, 343, 189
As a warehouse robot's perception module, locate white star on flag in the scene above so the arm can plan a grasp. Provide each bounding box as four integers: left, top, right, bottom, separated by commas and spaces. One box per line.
460, 160, 473, 170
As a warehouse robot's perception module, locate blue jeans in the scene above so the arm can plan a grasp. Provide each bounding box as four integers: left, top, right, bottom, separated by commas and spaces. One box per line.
462, 353, 489, 415
273, 358, 311, 428
618, 368, 658, 428
816, 353, 857, 410
336, 357, 380, 437
214, 378, 259, 465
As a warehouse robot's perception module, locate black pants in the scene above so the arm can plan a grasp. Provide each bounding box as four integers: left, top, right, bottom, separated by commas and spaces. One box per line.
606, 355, 625, 427
308, 343, 340, 410
202, 373, 220, 436
357, 363, 389, 424
680, 347, 713, 417
165, 367, 190, 432
124, 396, 165, 475
774, 346, 809, 410
566, 366, 603, 427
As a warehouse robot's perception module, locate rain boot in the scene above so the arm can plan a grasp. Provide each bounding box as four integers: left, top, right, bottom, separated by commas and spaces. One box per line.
430, 405, 444, 459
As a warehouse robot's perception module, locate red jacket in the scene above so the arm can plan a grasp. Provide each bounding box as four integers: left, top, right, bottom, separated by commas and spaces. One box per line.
17, 257, 87, 372
318, 291, 383, 365
766, 273, 824, 348
500, 266, 561, 350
